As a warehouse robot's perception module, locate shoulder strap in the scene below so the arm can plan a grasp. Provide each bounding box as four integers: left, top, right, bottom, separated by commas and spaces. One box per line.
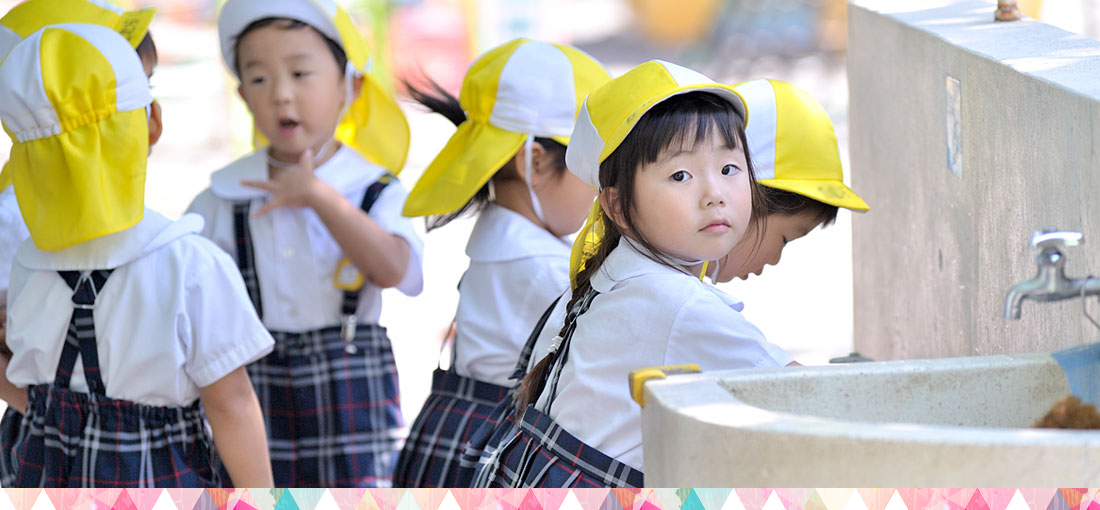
232, 200, 263, 319
510, 294, 564, 382
543, 288, 599, 414
55, 270, 114, 394
341, 173, 397, 317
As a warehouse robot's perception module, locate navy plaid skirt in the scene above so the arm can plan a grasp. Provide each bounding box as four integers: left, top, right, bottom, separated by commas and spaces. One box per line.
392, 368, 510, 487
462, 391, 520, 487
249, 323, 403, 487
475, 404, 644, 488
0, 385, 218, 488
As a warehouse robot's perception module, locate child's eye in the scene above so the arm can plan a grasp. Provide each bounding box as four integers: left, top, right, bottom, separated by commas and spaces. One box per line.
721, 164, 740, 175
248, 76, 267, 85
670, 170, 691, 182
293, 71, 311, 78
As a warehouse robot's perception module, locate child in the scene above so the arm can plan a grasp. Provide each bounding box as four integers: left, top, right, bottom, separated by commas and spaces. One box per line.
0, 0, 161, 480
187, 0, 423, 487
393, 38, 610, 488
0, 0, 159, 366
713, 79, 869, 282
476, 60, 797, 488
0, 23, 274, 487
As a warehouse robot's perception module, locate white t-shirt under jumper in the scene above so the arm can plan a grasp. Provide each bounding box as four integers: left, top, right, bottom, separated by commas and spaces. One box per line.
530, 240, 794, 471
5, 209, 274, 407
451, 204, 571, 387
0, 186, 30, 306
186, 146, 425, 332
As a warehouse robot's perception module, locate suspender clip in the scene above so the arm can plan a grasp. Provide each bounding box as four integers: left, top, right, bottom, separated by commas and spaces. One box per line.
341, 314, 358, 354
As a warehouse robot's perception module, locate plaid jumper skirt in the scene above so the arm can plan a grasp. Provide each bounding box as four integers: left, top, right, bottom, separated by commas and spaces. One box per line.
233, 175, 403, 487
0, 270, 219, 487
471, 288, 645, 488
458, 296, 560, 486
392, 293, 560, 487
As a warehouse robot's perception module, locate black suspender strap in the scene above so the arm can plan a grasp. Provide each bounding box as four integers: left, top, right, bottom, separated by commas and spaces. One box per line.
510, 294, 565, 382
233, 201, 263, 319
55, 270, 113, 395
338, 173, 396, 352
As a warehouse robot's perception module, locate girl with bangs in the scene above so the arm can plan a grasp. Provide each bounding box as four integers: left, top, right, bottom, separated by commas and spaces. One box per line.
474, 61, 798, 488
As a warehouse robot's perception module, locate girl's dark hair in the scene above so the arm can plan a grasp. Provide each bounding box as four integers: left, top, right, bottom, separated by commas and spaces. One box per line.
762, 187, 838, 227
517, 91, 766, 412
136, 32, 157, 67
402, 77, 567, 231
232, 17, 347, 76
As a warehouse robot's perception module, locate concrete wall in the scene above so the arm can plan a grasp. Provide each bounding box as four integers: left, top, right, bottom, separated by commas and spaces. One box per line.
849, 0, 1100, 359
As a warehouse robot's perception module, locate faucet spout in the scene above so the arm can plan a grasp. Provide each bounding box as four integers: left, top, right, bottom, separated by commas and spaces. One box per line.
1005, 229, 1097, 320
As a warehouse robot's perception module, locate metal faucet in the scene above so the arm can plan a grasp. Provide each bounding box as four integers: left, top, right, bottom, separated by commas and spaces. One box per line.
1004, 228, 1100, 319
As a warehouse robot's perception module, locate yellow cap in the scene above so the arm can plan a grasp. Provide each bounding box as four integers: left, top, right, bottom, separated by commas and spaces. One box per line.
0, 0, 156, 191
402, 38, 610, 217
0, 0, 154, 51
733, 79, 868, 211
0, 23, 152, 251
565, 60, 747, 286
217, 0, 410, 173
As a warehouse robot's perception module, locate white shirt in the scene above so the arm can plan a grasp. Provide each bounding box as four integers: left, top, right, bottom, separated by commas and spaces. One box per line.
531, 240, 793, 471
452, 205, 571, 386
0, 187, 30, 306
5, 209, 274, 407
186, 146, 425, 332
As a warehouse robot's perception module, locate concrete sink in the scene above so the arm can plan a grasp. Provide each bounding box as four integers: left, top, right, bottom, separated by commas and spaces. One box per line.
639, 353, 1100, 486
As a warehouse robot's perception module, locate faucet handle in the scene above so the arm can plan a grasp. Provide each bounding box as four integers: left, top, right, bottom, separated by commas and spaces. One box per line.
1032, 228, 1084, 250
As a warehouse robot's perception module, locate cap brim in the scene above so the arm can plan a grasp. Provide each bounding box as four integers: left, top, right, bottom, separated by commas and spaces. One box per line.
402, 121, 525, 217
760, 177, 870, 211
116, 8, 155, 49
601, 84, 747, 163
0, 161, 11, 191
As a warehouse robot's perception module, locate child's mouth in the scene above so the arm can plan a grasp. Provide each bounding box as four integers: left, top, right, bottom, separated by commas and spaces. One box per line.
277, 118, 300, 136
701, 222, 730, 233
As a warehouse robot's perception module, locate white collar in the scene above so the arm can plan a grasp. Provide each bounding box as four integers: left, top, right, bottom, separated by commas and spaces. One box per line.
590, 240, 744, 311
210, 145, 386, 200
465, 204, 570, 262
15, 209, 203, 270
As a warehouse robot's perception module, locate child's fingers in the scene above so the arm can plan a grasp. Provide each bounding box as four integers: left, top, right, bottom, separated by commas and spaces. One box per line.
298, 148, 314, 172
240, 179, 276, 192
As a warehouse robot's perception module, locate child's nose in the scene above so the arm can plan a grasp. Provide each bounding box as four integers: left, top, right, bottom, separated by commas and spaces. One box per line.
272, 78, 293, 104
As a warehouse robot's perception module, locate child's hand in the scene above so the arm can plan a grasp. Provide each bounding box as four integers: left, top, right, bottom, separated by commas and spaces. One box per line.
241, 149, 323, 218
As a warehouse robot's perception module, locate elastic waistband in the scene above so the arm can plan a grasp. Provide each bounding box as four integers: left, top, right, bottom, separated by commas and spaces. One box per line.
27, 384, 205, 428
268, 323, 389, 354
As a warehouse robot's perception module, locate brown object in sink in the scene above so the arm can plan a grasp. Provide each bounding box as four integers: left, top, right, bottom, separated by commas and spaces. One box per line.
1034, 396, 1100, 429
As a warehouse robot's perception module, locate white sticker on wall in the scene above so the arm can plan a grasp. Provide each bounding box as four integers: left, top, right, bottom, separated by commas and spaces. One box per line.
946, 75, 962, 177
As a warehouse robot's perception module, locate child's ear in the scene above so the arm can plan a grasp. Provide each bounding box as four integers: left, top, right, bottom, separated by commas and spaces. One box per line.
600, 187, 626, 229
518, 142, 550, 183
351, 74, 364, 101
147, 100, 163, 148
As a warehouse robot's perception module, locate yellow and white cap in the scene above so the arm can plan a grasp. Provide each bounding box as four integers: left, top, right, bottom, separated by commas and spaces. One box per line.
566, 60, 747, 285
0, 23, 152, 251
0, 0, 154, 56
218, 0, 410, 173
733, 78, 868, 211
402, 38, 610, 217
0, 0, 156, 191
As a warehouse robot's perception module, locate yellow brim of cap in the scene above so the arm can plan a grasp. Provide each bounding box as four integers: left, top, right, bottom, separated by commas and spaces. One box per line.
114, 8, 156, 49
402, 120, 526, 217
338, 75, 411, 173
0, 161, 11, 191
759, 177, 870, 211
